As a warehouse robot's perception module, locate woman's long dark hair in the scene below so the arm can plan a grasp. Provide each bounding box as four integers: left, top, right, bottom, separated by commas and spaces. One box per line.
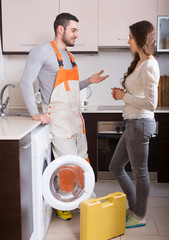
121, 21, 156, 89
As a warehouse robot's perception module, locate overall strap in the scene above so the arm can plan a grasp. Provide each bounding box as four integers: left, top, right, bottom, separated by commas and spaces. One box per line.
50, 41, 77, 68
66, 49, 77, 68
50, 41, 63, 68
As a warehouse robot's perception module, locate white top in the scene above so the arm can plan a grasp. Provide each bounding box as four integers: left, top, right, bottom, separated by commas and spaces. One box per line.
122, 58, 160, 119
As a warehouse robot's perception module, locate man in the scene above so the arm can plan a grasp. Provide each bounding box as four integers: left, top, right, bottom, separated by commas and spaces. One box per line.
20, 12, 109, 220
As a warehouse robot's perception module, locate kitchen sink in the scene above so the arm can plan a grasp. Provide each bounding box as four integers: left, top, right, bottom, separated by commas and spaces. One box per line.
0, 112, 30, 117
0, 108, 30, 118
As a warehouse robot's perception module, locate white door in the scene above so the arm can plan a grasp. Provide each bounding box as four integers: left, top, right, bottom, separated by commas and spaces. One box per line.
1, 0, 59, 52
42, 155, 95, 210
99, 0, 157, 47
60, 0, 98, 52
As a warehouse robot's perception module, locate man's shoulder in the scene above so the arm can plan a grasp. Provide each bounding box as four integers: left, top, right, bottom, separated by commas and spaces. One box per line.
29, 42, 52, 56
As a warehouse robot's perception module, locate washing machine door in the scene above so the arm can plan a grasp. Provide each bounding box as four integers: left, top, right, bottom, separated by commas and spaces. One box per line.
42, 155, 95, 210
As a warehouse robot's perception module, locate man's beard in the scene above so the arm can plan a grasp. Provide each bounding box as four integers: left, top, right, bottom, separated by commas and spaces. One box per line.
62, 33, 74, 47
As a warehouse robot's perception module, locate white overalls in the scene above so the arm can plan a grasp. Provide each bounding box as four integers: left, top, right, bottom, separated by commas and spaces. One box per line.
44, 42, 90, 192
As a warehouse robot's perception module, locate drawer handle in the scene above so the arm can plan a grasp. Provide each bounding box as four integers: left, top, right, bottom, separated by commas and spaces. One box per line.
23, 143, 31, 149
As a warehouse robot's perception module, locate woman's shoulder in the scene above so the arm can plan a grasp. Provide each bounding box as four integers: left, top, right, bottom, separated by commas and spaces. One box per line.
141, 58, 159, 74
143, 57, 159, 68
142, 58, 160, 80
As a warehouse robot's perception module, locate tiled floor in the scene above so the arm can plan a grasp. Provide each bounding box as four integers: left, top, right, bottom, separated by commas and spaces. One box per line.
45, 180, 169, 240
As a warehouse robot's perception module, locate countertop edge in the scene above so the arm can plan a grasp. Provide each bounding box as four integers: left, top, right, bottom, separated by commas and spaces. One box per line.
0, 117, 41, 140
81, 106, 169, 113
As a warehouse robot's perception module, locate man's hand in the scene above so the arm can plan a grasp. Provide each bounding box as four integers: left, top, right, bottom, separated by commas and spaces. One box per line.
32, 113, 50, 124
88, 70, 109, 84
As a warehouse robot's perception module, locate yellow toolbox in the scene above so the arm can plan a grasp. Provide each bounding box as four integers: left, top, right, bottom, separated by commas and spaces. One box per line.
80, 192, 126, 240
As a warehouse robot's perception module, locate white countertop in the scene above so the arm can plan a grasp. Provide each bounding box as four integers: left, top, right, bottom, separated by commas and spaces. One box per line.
1, 105, 169, 140
81, 105, 169, 113
0, 116, 41, 140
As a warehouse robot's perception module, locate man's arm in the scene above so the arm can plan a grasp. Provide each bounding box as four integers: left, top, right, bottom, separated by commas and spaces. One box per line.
20, 48, 50, 124
79, 70, 109, 90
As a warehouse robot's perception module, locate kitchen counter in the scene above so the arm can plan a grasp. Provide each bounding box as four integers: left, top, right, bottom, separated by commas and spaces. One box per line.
0, 116, 41, 140
1, 105, 169, 140
81, 105, 169, 113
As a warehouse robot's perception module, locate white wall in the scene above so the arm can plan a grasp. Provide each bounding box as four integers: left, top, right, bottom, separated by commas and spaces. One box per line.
1, 50, 169, 108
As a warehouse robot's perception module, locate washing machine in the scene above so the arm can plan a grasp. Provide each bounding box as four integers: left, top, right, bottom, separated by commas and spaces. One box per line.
31, 125, 95, 240
31, 125, 52, 240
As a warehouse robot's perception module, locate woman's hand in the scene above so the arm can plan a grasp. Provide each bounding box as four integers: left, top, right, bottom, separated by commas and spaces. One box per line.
111, 87, 126, 100
32, 113, 50, 124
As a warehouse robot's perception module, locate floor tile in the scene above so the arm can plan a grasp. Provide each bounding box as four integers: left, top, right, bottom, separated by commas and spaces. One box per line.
121, 235, 169, 240
155, 219, 169, 235
45, 233, 80, 240
46, 210, 80, 234
94, 180, 122, 198
149, 183, 169, 197
146, 207, 169, 221
148, 197, 169, 208
94, 180, 169, 198
124, 220, 158, 236
45, 181, 169, 240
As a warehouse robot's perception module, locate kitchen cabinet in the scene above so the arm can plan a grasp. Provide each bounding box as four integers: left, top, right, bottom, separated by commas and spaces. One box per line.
2, 0, 166, 52
55, 0, 98, 52
1, 0, 59, 53
83, 113, 123, 179
83, 112, 169, 183
1, 0, 98, 53
158, 0, 169, 15
157, 114, 169, 182
98, 0, 158, 47
157, 0, 169, 52
157, 16, 169, 52
0, 133, 33, 240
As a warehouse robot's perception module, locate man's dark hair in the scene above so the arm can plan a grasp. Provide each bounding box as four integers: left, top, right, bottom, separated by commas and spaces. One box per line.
54, 13, 79, 36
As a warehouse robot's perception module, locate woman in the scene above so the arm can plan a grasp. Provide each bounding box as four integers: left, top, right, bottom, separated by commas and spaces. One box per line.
109, 21, 160, 228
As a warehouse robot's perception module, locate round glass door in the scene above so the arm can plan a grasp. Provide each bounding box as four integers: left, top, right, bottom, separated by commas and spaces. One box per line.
42, 155, 95, 210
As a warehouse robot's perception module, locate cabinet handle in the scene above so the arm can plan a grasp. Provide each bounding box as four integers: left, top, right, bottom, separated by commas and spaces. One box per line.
21, 43, 37, 46
74, 43, 86, 46
117, 38, 128, 41
23, 142, 31, 149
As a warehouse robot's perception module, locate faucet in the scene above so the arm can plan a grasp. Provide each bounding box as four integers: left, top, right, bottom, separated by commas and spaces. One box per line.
0, 83, 15, 115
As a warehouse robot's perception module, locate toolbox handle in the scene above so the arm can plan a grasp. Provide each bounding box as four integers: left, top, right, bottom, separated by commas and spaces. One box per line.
96, 196, 112, 202
92, 193, 124, 203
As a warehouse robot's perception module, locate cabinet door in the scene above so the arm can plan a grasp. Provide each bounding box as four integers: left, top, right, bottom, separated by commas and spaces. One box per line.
19, 133, 33, 240
60, 0, 98, 52
158, 0, 169, 15
0, 133, 32, 240
99, 0, 157, 47
1, 0, 59, 53
157, 114, 169, 182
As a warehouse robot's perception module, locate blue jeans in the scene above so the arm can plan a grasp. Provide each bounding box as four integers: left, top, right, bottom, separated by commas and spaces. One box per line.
109, 118, 156, 217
